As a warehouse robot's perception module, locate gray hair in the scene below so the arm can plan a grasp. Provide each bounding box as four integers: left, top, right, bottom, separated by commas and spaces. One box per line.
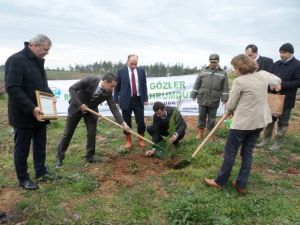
127, 54, 138, 61
29, 34, 52, 47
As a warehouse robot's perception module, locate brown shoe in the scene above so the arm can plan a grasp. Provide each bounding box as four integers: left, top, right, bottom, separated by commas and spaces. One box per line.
204, 178, 221, 188
232, 181, 247, 195
124, 134, 132, 149
196, 128, 204, 140
138, 134, 146, 147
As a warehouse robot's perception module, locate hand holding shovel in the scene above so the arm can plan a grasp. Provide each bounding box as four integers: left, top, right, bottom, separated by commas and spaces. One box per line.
84, 107, 165, 152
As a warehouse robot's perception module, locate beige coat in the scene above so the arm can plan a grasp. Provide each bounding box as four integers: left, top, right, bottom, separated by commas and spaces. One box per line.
226, 70, 281, 130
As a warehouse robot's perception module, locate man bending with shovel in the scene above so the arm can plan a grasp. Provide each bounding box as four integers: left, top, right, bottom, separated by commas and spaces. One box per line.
56, 73, 130, 167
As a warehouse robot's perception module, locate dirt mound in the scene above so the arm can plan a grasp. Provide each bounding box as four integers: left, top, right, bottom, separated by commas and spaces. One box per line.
0, 188, 22, 212
84, 151, 177, 197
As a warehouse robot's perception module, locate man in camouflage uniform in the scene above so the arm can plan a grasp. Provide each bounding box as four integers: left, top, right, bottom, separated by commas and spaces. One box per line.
191, 54, 229, 139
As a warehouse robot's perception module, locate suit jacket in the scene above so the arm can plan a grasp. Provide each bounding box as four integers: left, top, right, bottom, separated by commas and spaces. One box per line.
5, 43, 53, 128
226, 70, 281, 130
68, 76, 123, 124
152, 106, 187, 137
272, 57, 300, 109
257, 55, 273, 72
114, 66, 148, 109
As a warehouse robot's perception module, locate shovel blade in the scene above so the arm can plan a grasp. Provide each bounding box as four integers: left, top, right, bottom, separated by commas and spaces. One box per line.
173, 159, 192, 169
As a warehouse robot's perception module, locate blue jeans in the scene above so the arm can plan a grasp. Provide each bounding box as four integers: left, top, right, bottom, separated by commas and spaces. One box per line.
215, 128, 262, 189
13, 125, 47, 181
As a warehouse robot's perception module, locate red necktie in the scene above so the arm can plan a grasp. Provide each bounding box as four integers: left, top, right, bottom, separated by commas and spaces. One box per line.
131, 69, 137, 97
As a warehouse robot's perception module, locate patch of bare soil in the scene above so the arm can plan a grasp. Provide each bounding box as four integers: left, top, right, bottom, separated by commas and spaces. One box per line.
253, 150, 300, 182
183, 116, 198, 136
84, 151, 177, 197
0, 188, 22, 212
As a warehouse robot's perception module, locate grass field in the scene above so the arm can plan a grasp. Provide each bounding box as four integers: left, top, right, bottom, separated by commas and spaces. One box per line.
0, 93, 300, 225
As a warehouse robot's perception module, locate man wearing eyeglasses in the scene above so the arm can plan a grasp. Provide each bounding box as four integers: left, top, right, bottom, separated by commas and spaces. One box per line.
191, 54, 229, 140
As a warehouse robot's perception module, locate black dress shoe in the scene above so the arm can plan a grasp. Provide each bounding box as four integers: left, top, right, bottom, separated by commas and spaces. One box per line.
55, 158, 63, 168
0, 210, 6, 219
19, 179, 39, 190
86, 157, 95, 163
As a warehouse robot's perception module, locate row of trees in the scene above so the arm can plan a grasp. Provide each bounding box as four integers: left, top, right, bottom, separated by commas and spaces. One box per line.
67, 61, 205, 77
1, 61, 229, 77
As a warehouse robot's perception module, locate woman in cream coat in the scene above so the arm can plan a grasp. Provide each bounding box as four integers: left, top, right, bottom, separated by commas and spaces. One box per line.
204, 54, 281, 194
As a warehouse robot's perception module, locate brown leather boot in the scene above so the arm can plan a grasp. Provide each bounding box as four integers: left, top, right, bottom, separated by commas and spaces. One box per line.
138, 134, 146, 147
196, 128, 204, 140
124, 134, 132, 149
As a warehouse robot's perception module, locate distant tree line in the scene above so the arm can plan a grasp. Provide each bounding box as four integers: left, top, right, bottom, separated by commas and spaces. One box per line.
1, 61, 229, 77
67, 61, 205, 77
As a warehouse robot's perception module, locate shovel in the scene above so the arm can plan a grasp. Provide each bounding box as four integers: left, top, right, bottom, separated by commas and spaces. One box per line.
173, 114, 227, 169
85, 107, 165, 152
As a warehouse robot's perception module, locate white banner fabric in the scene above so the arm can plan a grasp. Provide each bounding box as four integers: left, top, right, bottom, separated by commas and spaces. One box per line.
48, 74, 224, 117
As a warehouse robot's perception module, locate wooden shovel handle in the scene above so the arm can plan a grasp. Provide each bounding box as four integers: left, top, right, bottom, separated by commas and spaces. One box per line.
85, 107, 156, 146
191, 114, 227, 158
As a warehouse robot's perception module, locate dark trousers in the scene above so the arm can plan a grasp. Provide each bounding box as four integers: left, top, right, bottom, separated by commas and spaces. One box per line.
13, 125, 47, 181
147, 125, 185, 145
122, 97, 146, 134
215, 128, 262, 189
56, 111, 98, 159
198, 105, 218, 130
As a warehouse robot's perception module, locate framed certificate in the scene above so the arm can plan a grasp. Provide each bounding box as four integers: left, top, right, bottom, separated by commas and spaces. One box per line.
35, 90, 58, 120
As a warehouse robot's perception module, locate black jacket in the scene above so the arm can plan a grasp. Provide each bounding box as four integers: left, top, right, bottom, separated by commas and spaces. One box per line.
152, 106, 187, 138
5, 42, 53, 128
272, 57, 300, 109
257, 56, 273, 72
68, 76, 124, 124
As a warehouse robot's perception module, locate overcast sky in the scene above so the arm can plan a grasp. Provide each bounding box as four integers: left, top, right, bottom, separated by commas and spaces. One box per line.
1, 0, 300, 70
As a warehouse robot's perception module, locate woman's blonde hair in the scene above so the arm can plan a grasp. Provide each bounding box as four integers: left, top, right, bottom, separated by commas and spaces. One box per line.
231, 54, 258, 75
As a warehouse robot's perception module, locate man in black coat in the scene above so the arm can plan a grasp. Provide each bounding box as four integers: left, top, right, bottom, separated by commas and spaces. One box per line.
145, 101, 187, 156
257, 43, 300, 151
56, 73, 130, 167
5, 34, 54, 190
245, 44, 273, 72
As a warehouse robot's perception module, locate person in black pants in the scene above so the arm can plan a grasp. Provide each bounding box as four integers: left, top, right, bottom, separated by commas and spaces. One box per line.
55, 73, 130, 167
145, 101, 187, 157
5, 34, 55, 190
114, 54, 148, 149
256, 43, 300, 151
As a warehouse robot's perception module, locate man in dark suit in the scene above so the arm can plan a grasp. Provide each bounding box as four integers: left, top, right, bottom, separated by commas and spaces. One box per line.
145, 101, 187, 156
56, 73, 130, 167
5, 34, 54, 190
245, 44, 273, 72
257, 43, 300, 151
114, 54, 148, 149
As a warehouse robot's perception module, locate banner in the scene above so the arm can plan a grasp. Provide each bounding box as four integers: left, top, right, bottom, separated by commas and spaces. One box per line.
49, 74, 224, 116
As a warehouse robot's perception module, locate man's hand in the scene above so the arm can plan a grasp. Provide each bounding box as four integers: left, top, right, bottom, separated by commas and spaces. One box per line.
122, 122, 130, 132
33, 107, 44, 122
270, 85, 282, 92
145, 149, 155, 156
274, 84, 282, 92
80, 104, 87, 113
169, 133, 178, 144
